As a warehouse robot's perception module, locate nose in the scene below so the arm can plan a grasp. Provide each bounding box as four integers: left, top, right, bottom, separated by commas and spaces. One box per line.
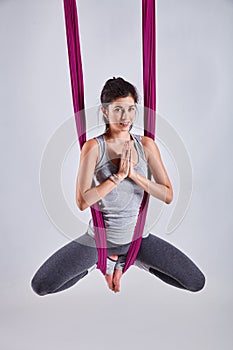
120, 109, 128, 120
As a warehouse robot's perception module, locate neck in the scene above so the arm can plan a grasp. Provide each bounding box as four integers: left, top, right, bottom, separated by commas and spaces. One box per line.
105, 129, 131, 141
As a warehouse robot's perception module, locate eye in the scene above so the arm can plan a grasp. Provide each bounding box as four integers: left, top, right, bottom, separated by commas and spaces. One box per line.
129, 106, 136, 112
114, 107, 122, 112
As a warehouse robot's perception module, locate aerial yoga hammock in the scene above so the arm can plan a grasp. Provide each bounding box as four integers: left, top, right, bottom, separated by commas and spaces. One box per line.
63, 0, 156, 276
30, 1, 205, 296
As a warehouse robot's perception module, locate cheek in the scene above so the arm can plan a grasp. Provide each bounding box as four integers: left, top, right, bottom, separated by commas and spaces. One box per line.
130, 113, 135, 121
109, 113, 120, 122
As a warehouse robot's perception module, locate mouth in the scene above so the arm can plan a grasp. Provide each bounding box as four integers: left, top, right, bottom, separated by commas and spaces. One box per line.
119, 121, 130, 127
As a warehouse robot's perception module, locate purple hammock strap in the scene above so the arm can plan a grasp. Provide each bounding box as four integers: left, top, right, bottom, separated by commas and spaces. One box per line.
63, 0, 86, 148
63, 0, 107, 274
123, 0, 156, 273
63, 0, 156, 275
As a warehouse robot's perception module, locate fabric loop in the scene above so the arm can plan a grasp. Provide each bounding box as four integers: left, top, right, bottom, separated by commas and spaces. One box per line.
63, 0, 156, 275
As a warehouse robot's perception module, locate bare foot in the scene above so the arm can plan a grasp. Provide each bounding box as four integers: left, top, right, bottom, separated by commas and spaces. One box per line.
105, 273, 114, 291
112, 269, 123, 293
104, 255, 118, 291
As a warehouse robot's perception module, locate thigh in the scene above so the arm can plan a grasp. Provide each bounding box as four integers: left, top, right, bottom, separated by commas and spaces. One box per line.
136, 233, 205, 291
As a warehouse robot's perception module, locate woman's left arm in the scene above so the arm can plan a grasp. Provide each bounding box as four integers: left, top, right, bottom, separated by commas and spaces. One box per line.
129, 136, 173, 204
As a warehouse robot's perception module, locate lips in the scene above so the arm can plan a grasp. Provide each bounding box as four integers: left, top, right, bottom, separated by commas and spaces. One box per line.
120, 122, 130, 127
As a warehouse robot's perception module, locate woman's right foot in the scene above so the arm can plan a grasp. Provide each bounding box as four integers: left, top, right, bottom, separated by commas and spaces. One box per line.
113, 269, 123, 293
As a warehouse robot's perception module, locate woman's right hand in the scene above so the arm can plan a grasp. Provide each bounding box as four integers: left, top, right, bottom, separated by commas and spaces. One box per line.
116, 141, 131, 180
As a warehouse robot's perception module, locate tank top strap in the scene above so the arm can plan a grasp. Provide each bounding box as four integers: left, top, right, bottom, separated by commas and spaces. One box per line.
94, 134, 107, 169
130, 133, 147, 163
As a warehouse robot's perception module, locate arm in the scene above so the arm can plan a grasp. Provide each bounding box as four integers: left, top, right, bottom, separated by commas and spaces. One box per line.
76, 139, 117, 211
76, 139, 130, 211
128, 136, 173, 204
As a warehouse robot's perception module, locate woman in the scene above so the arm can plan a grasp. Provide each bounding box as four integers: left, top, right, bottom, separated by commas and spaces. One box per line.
31, 77, 205, 295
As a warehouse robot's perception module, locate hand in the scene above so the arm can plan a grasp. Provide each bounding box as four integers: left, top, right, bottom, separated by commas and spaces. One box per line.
116, 141, 131, 180
128, 148, 137, 180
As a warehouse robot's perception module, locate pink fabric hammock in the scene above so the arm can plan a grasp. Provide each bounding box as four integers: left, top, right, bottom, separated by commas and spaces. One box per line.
63, 0, 156, 275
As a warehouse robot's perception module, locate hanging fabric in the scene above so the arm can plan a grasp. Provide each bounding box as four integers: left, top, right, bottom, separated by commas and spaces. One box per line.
123, 0, 156, 272
63, 0, 107, 274
63, 0, 156, 275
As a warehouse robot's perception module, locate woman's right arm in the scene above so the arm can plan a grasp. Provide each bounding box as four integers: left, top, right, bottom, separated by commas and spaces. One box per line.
76, 139, 126, 211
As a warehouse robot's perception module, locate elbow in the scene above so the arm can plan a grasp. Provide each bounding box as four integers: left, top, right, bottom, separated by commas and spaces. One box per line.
76, 197, 88, 211
77, 202, 87, 211
165, 187, 173, 205
165, 197, 173, 205
78, 203, 87, 211
76, 188, 90, 211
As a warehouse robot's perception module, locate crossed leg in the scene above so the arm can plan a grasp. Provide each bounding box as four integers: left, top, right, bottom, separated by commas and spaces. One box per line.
31, 233, 205, 296
31, 233, 131, 296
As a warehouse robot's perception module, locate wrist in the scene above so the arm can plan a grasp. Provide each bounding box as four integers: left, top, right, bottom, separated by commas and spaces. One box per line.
115, 173, 125, 181
109, 173, 123, 185
129, 170, 137, 181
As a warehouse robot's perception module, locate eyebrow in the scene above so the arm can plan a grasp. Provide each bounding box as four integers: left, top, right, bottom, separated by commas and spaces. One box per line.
113, 105, 136, 108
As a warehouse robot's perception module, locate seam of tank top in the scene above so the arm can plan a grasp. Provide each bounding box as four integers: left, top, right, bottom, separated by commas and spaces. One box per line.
131, 133, 148, 164
130, 134, 141, 167
102, 134, 119, 169
94, 134, 115, 171
94, 135, 105, 168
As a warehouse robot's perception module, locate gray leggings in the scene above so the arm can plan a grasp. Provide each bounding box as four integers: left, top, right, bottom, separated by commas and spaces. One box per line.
31, 233, 205, 296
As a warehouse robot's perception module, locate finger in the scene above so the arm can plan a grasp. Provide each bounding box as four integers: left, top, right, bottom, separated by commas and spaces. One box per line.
129, 149, 133, 165
121, 144, 127, 159
122, 141, 130, 150
123, 141, 130, 154
127, 148, 131, 159
124, 146, 130, 160
122, 141, 130, 155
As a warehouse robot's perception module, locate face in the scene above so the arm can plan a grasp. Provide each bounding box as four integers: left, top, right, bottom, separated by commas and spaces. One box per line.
102, 95, 136, 132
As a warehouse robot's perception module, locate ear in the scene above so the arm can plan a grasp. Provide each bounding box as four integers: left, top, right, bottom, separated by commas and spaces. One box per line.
101, 106, 108, 117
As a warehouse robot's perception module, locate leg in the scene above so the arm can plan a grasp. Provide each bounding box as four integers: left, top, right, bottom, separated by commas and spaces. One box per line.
135, 234, 205, 292
31, 234, 98, 296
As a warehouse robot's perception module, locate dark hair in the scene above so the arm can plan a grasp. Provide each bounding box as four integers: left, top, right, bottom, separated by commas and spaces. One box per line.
100, 77, 139, 131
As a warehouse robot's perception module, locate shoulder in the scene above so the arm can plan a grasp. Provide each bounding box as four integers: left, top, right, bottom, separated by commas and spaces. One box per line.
82, 138, 98, 150
141, 135, 154, 146
141, 136, 160, 160
81, 137, 99, 159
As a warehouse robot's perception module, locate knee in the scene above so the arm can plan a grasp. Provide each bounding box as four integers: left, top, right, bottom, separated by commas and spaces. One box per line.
188, 271, 206, 292
31, 275, 50, 296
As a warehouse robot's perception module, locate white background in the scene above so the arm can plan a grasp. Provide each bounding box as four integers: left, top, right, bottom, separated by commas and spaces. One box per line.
0, 0, 232, 349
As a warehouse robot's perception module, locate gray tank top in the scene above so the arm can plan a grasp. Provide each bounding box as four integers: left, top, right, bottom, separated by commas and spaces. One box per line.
87, 132, 150, 244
